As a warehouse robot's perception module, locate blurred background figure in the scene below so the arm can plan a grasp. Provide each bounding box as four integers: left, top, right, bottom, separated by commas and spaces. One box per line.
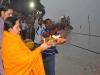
34, 18, 45, 46
20, 16, 27, 40
0, 5, 13, 75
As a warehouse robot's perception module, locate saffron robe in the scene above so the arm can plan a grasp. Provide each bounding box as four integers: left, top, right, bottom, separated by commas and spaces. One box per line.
2, 31, 45, 75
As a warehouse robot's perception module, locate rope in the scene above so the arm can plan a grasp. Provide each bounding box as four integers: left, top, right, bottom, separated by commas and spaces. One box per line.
72, 32, 100, 37
66, 43, 100, 55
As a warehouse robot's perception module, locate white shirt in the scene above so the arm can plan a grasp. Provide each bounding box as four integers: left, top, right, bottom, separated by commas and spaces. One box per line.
34, 24, 45, 44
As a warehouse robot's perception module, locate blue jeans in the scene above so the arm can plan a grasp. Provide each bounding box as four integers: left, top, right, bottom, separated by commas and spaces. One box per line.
43, 55, 55, 75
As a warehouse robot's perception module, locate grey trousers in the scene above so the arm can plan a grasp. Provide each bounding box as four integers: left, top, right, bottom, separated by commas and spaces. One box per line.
0, 49, 4, 75
43, 55, 55, 75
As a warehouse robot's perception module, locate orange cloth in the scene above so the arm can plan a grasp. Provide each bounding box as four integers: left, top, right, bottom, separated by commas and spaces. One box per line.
2, 31, 45, 75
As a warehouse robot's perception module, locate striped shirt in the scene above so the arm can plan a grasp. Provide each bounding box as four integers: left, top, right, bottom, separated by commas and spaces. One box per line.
41, 28, 58, 58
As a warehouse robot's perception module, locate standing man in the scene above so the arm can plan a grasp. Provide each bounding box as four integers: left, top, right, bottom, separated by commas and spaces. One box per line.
0, 6, 13, 75
34, 18, 45, 45
20, 17, 27, 40
42, 19, 58, 75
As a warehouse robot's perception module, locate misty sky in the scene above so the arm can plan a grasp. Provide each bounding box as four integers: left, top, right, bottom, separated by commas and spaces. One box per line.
41, 0, 100, 35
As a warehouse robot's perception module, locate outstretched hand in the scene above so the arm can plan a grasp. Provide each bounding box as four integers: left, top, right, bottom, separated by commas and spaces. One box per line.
40, 38, 52, 51
56, 38, 66, 44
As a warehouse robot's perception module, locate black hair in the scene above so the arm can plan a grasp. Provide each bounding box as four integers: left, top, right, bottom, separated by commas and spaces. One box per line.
38, 17, 43, 21
0, 6, 6, 16
0, 6, 12, 16
4, 16, 19, 31
44, 18, 51, 24
0, 5, 13, 16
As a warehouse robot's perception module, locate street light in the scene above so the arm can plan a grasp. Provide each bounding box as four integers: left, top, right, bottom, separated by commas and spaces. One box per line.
29, 1, 35, 9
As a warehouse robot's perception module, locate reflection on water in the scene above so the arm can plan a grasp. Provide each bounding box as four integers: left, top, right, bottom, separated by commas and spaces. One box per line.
56, 33, 100, 75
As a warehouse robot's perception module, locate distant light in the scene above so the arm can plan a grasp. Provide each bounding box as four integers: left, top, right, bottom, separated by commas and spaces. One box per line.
29, 2, 35, 9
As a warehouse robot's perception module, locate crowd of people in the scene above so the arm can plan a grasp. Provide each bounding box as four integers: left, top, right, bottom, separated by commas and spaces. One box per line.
0, 5, 71, 75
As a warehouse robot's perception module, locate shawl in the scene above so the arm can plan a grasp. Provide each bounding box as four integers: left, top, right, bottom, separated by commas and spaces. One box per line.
2, 31, 45, 75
